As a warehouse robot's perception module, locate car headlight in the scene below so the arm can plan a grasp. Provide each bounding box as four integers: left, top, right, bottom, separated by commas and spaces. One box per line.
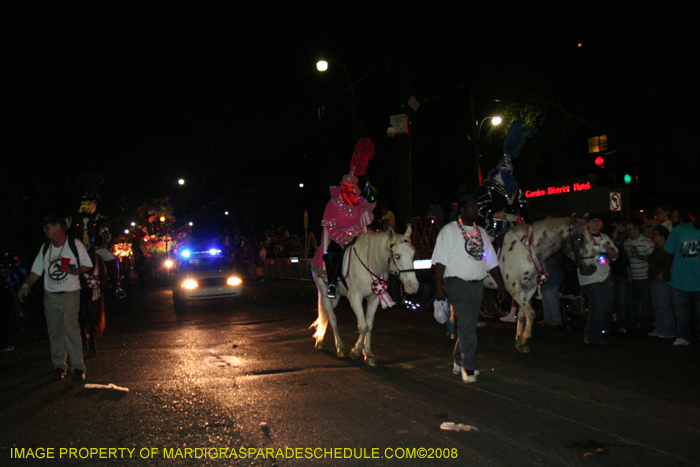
227, 277, 242, 286
182, 279, 198, 289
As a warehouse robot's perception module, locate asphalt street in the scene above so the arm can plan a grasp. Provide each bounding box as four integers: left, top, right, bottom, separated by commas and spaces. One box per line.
1, 280, 698, 466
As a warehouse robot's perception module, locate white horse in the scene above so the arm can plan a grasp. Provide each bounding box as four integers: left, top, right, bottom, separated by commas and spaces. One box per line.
484, 216, 598, 353
311, 227, 420, 366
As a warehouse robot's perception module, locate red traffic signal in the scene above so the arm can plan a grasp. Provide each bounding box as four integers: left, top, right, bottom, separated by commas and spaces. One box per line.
594, 156, 605, 167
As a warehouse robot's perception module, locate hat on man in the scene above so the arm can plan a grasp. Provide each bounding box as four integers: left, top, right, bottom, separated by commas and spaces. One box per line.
587, 212, 604, 222
42, 214, 67, 229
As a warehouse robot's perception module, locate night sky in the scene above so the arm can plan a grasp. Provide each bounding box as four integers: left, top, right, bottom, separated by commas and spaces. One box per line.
4, 3, 698, 252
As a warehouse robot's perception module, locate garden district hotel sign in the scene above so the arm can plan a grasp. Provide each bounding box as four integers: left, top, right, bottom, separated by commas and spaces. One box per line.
522, 176, 627, 218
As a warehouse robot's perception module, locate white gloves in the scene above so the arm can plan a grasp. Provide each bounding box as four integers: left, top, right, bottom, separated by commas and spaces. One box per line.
18, 284, 31, 303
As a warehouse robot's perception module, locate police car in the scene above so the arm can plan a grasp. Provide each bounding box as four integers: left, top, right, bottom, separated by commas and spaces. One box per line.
172, 248, 243, 309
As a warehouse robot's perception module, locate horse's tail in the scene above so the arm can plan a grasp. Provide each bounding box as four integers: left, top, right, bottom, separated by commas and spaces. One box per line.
310, 291, 329, 347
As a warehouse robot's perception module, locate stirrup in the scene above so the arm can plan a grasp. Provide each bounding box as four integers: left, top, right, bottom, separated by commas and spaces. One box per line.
326, 284, 337, 299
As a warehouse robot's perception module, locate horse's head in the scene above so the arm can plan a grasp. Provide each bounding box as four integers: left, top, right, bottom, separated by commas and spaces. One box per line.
387, 226, 419, 295
566, 215, 598, 276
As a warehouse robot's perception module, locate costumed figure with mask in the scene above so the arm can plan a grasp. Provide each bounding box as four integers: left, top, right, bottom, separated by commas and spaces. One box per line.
69, 194, 125, 357
71, 193, 104, 249
69, 193, 125, 299
313, 138, 377, 298
476, 119, 535, 242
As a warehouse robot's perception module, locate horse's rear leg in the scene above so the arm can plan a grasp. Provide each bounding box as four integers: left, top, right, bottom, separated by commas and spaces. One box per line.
312, 292, 346, 357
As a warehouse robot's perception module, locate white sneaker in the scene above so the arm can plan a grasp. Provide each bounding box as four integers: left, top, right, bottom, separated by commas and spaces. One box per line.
673, 338, 690, 346
453, 363, 479, 375
460, 367, 480, 383
647, 330, 661, 337
500, 314, 517, 322
0, 346, 14, 352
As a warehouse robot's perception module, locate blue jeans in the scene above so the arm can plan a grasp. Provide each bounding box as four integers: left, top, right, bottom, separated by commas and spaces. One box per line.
445, 277, 483, 372
605, 275, 627, 330
541, 256, 564, 323
582, 277, 611, 340
650, 280, 675, 337
626, 278, 652, 329
671, 287, 700, 342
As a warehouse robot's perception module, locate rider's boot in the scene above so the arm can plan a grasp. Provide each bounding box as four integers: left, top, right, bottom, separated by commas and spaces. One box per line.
323, 247, 341, 299
326, 283, 337, 299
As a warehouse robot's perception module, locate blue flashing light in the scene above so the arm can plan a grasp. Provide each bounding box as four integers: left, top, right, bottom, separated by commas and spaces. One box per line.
209, 248, 221, 256
181, 249, 192, 258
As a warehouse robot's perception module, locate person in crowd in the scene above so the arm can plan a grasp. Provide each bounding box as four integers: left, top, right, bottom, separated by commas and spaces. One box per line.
624, 218, 655, 332
579, 214, 618, 345
647, 226, 675, 338
603, 216, 629, 334
379, 205, 396, 231
664, 212, 700, 346
671, 208, 694, 227
538, 252, 565, 326
655, 204, 673, 233
432, 194, 506, 383
18, 215, 93, 381
427, 201, 445, 230
447, 202, 459, 223
1, 262, 18, 352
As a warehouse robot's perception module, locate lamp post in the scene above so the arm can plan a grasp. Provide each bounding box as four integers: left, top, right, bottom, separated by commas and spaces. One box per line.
472, 116, 502, 189
316, 59, 358, 134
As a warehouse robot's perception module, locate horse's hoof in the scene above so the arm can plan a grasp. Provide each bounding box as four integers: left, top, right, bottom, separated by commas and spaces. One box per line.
337, 349, 347, 358
349, 351, 359, 361
315, 342, 324, 351
515, 342, 531, 353
450, 333, 457, 340
366, 357, 377, 367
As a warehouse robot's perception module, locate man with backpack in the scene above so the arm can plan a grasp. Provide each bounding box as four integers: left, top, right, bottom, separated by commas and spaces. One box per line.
18, 214, 93, 382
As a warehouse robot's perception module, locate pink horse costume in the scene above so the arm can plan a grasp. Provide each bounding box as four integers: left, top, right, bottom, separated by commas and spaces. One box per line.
313, 138, 376, 298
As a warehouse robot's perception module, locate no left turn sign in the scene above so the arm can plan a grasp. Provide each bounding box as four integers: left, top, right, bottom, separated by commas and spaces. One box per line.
610, 192, 622, 211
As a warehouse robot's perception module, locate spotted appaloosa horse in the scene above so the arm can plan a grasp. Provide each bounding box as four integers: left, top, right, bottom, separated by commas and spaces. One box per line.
484, 216, 597, 353
311, 227, 420, 366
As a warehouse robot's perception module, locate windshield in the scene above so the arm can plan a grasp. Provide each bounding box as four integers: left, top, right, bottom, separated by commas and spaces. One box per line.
181, 256, 232, 272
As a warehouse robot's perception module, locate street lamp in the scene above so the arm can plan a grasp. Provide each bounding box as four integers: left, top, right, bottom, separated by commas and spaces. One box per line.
316, 58, 357, 132
473, 116, 502, 188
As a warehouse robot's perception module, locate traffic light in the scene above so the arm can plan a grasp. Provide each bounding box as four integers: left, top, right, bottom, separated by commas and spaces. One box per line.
594, 156, 605, 168
622, 159, 638, 184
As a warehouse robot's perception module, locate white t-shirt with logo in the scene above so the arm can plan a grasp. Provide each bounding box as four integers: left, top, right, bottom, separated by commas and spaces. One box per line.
31, 239, 93, 293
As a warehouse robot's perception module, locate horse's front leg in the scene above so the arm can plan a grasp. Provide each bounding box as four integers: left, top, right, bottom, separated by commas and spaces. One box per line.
347, 291, 368, 362
361, 295, 381, 366
510, 287, 532, 353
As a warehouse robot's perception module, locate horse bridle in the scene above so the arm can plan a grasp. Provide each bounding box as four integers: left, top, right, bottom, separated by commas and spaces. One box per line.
566, 218, 596, 261
352, 241, 414, 281
511, 218, 595, 263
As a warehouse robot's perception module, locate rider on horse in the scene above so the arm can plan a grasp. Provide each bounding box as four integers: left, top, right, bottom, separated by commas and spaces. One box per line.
476, 120, 535, 319
313, 138, 377, 299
